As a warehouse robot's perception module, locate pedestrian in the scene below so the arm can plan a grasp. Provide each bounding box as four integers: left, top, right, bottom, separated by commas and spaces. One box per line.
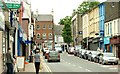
34, 49, 40, 74
6, 47, 15, 74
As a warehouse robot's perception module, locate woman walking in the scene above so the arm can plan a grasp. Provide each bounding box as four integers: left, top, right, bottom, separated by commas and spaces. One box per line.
34, 49, 40, 74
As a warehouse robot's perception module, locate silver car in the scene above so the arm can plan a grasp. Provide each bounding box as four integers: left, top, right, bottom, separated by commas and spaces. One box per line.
47, 51, 60, 62
99, 53, 119, 65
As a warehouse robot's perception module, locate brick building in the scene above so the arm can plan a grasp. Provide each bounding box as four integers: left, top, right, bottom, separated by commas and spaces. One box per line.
35, 14, 54, 50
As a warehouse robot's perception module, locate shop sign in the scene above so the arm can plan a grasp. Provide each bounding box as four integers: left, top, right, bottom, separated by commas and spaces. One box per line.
0, 0, 21, 9
110, 37, 120, 44
0, 12, 5, 30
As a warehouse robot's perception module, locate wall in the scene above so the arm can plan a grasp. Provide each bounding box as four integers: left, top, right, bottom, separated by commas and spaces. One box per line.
0, 31, 2, 73
35, 21, 54, 44
82, 13, 89, 39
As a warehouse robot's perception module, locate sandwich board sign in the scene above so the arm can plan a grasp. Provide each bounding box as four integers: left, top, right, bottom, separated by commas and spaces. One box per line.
16, 56, 25, 71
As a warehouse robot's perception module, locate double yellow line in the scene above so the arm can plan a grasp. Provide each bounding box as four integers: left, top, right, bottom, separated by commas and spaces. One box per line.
40, 56, 52, 73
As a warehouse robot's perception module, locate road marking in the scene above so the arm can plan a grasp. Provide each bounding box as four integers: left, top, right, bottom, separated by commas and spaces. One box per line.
85, 69, 92, 72
73, 65, 76, 67
41, 56, 52, 72
101, 65, 110, 68
68, 63, 71, 64
79, 66, 82, 68
109, 68, 118, 70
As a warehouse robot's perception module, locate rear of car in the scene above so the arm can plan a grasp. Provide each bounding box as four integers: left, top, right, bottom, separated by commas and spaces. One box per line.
55, 46, 62, 53
74, 45, 81, 56
68, 47, 75, 54
47, 51, 60, 62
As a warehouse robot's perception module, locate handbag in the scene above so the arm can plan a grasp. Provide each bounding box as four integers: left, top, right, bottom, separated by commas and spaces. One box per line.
40, 62, 42, 70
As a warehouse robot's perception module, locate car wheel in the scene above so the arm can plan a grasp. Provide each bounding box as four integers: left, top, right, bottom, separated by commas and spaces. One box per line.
102, 60, 105, 65
58, 60, 60, 62
114, 62, 118, 65
47, 60, 50, 62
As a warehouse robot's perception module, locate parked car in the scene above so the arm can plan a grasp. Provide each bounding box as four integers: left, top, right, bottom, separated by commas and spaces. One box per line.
47, 51, 60, 62
87, 51, 100, 61
99, 53, 119, 65
79, 49, 87, 59
55, 46, 62, 53
68, 47, 75, 54
74, 45, 81, 56
84, 50, 92, 60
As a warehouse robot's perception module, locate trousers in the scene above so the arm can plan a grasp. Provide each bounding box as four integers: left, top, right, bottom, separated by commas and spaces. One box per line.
35, 62, 40, 74
6, 63, 13, 74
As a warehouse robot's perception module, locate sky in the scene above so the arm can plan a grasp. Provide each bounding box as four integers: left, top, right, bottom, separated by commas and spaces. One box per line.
31, 0, 106, 25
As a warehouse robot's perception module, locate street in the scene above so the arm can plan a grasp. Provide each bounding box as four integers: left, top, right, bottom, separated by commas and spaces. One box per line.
42, 52, 118, 72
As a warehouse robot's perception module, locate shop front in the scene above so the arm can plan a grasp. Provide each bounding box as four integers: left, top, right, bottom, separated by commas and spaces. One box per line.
92, 37, 99, 51
110, 36, 120, 59
104, 37, 112, 52
88, 37, 94, 50
0, 11, 6, 73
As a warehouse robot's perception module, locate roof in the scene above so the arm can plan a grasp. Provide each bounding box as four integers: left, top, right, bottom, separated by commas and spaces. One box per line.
54, 25, 64, 35
36, 14, 53, 21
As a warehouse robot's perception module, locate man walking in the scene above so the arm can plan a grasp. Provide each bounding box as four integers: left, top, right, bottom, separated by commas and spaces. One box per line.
6, 48, 15, 74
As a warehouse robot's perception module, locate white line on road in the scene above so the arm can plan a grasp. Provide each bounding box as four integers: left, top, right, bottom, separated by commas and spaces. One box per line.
109, 68, 118, 70
73, 65, 76, 67
85, 69, 92, 72
79, 66, 82, 68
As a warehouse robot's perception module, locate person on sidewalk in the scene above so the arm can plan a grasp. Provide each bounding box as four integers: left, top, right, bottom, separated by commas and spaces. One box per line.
34, 49, 40, 74
6, 47, 15, 74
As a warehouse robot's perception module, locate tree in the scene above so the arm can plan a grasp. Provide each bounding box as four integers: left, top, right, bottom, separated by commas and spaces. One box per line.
72, 0, 100, 15
59, 16, 73, 45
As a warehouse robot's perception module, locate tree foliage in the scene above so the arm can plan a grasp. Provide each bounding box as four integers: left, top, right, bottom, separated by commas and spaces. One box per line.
72, 0, 100, 16
59, 16, 73, 44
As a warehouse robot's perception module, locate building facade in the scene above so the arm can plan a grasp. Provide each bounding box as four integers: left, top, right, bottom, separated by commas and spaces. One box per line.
71, 13, 82, 47
35, 14, 54, 50
104, 2, 120, 58
82, 13, 89, 49
54, 25, 64, 46
88, 7, 99, 51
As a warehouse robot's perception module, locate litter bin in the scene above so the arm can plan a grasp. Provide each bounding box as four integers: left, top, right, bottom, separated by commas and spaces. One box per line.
29, 55, 33, 63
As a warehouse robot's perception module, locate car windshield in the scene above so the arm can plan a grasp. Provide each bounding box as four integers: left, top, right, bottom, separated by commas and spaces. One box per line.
49, 51, 58, 55
103, 53, 114, 57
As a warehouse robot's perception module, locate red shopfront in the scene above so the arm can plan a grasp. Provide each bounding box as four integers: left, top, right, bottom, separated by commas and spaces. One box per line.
110, 37, 120, 59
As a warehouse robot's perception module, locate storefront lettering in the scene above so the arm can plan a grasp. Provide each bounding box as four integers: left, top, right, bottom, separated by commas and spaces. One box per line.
110, 37, 120, 44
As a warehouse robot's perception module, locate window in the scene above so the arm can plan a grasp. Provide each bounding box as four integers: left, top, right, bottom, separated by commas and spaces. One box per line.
36, 25, 40, 30
108, 23, 109, 35
42, 33, 46, 39
43, 25, 46, 29
49, 25, 52, 29
37, 33, 40, 39
49, 33, 52, 39
110, 22, 112, 35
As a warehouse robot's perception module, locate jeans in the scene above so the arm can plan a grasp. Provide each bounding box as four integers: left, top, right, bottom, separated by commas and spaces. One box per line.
35, 62, 40, 74
6, 63, 13, 74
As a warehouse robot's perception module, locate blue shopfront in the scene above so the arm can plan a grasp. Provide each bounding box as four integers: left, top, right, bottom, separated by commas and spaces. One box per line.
104, 37, 112, 52
18, 25, 27, 56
